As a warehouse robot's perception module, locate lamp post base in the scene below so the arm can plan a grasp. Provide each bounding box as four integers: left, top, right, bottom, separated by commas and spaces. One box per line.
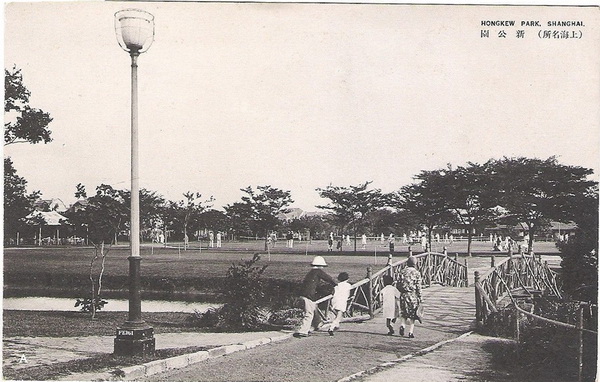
114, 324, 155, 356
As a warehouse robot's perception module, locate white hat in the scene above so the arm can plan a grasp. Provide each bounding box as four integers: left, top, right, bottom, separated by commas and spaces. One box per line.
311, 256, 327, 267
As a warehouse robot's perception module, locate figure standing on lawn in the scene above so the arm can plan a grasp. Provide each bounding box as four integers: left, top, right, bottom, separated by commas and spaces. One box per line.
328, 272, 351, 336
398, 256, 423, 338
294, 256, 337, 338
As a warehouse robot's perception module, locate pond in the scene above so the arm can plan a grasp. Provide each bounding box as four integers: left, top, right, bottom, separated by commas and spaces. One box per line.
3, 297, 220, 313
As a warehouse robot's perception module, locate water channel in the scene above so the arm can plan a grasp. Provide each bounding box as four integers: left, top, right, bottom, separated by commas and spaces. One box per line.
3, 297, 219, 313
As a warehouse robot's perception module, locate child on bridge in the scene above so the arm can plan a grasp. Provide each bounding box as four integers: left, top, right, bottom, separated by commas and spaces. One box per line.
381, 274, 400, 335
328, 272, 351, 336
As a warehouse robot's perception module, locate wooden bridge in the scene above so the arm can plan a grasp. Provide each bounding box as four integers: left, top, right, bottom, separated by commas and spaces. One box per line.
314, 251, 469, 323
309, 250, 597, 382
313, 249, 569, 329
146, 251, 597, 382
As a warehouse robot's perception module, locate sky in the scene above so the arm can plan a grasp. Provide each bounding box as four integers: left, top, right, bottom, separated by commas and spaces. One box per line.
4, 2, 600, 211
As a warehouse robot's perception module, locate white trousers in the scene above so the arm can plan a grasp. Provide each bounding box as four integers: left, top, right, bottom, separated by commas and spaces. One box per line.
297, 297, 317, 335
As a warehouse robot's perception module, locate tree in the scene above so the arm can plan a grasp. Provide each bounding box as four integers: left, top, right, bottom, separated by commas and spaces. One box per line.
4, 67, 53, 244
445, 163, 502, 256
64, 184, 128, 319
556, 187, 598, 302
225, 185, 293, 251
286, 215, 327, 241
490, 157, 596, 254
297, 215, 329, 240
5, 66, 53, 146
396, 171, 455, 252
138, 189, 166, 241
365, 208, 402, 237
4, 157, 40, 244
223, 202, 254, 239
159, 192, 213, 246
316, 182, 386, 252
198, 209, 229, 234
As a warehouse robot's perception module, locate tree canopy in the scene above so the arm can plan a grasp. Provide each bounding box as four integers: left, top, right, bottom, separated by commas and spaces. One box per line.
4, 158, 40, 242
65, 184, 128, 245
5, 67, 53, 146
317, 181, 386, 251
396, 170, 455, 250
490, 156, 596, 253
225, 185, 293, 250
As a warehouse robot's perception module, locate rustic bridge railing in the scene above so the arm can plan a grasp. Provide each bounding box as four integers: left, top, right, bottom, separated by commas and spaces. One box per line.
474, 253, 562, 327
314, 251, 469, 323
474, 253, 596, 382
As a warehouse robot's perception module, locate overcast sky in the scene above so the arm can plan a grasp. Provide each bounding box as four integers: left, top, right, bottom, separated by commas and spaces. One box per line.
4, 2, 599, 211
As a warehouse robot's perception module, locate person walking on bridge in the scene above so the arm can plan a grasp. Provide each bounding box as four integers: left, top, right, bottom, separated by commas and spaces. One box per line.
398, 256, 423, 338
294, 256, 337, 338
328, 272, 351, 336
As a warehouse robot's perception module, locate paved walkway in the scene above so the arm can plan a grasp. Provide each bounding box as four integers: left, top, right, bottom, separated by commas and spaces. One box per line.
3, 331, 284, 377
142, 285, 477, 382
357, 333, 518, 382
4, 281, 515, 381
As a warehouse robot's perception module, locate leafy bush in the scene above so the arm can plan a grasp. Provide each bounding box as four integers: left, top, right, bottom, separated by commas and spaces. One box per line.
556, 192, 598, 303
187, 253, 273, 331
218, 253, 269, 329
267, 308, 303, 328
75, 297, 107, 313
187, 307, 221, 328
484, 297, 597, 382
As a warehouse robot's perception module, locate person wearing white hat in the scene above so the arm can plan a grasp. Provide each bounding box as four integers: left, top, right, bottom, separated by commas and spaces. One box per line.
293, 256, 337, 337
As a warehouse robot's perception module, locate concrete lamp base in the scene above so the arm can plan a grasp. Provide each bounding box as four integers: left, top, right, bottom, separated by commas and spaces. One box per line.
114, 325, 155, 356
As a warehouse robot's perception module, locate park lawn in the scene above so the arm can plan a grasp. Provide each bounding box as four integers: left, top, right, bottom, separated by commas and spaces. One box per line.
3, 241, 560, 300
2, 310, 209, 337
3, 244, 406, 301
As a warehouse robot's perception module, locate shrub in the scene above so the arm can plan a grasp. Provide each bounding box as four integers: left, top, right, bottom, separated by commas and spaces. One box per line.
484, 296, 597, 382
267, 308, 303, 328
187, 307, 221, 328
75, 297, 108, 314
217, 253, 270, 330
187, 253, 272, 331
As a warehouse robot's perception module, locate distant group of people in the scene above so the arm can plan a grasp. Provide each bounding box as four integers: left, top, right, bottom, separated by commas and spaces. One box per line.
208, 231, 222, 248
293, 255, 423, 339
267, 231, 305, 248
491, 234, 525, 253
326, 233, 397, 254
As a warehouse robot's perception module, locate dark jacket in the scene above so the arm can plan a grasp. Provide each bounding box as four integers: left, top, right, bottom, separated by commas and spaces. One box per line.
300, 267, 337, 300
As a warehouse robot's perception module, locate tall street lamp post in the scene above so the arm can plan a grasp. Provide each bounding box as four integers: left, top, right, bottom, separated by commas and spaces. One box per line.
113, 9, 156, 356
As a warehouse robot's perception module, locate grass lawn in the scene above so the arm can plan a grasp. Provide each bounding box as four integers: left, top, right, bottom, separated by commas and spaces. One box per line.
3, 342, 211, 381
3, 240, 561, 300
2, 311, 209, 337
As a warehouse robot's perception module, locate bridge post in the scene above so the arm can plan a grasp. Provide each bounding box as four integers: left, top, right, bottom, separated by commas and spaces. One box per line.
367, 267, 374, 319
387, 254, 393, 277
408, 245, 412, 257
491, 255, 495, 268
474, 271, 481, 328
454, 253, 458, 262
577, 304, 584, 382
427, 253, 432, 286
443, 246, 447, 256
